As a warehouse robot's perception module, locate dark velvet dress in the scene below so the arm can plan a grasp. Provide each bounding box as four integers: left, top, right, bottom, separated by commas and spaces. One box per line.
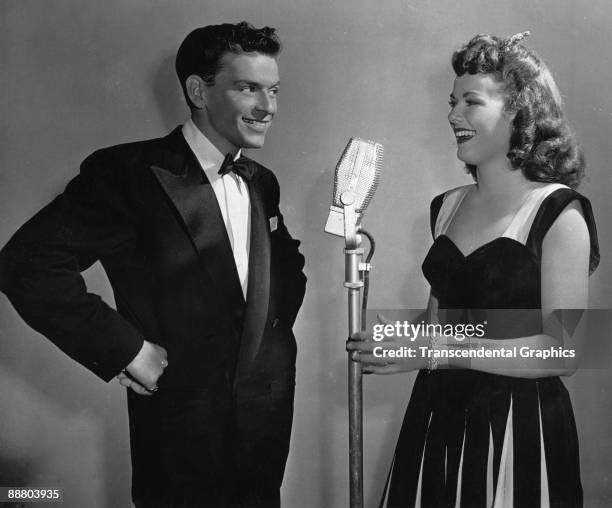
385, 184, 600, 508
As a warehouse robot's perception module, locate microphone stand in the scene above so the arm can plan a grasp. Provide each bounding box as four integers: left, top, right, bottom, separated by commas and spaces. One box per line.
343, 195, 371, 508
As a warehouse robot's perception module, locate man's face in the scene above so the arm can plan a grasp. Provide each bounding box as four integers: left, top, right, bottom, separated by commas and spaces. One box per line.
198, 52, 279, 154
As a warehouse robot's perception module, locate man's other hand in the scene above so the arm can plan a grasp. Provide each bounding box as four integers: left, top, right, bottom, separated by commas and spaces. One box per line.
117, 340, 168, 395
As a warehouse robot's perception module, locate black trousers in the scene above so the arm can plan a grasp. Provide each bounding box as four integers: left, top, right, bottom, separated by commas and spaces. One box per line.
128, 376, 294, 508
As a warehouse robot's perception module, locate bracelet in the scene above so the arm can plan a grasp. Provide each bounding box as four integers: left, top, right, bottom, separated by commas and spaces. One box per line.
427, 333, 439, 371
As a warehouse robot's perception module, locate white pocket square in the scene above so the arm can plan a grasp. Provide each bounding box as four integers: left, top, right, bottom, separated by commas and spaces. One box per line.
269, 216, 278, 232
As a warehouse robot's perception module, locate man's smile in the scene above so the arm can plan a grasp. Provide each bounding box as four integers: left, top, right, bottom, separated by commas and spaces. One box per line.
243, 117, 271, 132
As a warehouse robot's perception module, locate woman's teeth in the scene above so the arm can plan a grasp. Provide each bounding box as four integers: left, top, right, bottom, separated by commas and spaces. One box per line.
455, 130, 475, 143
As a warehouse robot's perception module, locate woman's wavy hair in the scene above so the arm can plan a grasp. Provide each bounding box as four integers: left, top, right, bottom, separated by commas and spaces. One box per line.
452, 34, 584, 188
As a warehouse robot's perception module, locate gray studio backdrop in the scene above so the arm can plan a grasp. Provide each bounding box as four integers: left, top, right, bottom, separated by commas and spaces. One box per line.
1, 1, 611, 507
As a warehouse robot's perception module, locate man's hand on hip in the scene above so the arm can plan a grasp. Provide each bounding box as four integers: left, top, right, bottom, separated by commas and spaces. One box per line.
117, 340, 168, 395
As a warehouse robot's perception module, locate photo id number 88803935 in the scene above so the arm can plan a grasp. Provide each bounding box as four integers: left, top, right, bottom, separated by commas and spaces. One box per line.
0, 488, 62, 503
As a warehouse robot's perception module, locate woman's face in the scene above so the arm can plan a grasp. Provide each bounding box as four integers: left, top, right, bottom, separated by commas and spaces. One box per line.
448, 73, 514, 169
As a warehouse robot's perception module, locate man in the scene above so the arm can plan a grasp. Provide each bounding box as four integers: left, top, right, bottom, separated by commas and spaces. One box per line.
0, 22, 306, 507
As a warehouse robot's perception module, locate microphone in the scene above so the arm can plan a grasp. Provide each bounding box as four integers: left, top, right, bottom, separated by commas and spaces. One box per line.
324, 137, 383, 238
324, 138, 383, 507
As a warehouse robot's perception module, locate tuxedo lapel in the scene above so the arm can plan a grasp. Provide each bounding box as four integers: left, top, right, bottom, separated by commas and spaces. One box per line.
150, 128, 244, 309
235, 175, 271, 381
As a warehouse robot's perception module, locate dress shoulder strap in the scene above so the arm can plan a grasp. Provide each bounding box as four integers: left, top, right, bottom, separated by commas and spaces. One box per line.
430, 185, 473, 239
430, 193, 444, 239
503, 183, 568, 244
524, 186, 600, 274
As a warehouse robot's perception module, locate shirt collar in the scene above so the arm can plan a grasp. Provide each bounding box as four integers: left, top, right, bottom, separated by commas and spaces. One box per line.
181, 118, 242, 181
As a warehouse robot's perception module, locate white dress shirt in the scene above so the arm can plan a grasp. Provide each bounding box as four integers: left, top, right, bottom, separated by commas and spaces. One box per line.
182, 119, 251, 299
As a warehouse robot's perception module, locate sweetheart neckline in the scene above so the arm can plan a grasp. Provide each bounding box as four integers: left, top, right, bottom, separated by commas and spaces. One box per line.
436, 234, 527, 259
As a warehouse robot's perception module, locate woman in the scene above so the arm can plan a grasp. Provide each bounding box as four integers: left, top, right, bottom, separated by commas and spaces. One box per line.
349, 33, 599, 507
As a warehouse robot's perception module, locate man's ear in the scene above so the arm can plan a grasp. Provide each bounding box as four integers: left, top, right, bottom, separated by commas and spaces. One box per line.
185, 75, 206, 109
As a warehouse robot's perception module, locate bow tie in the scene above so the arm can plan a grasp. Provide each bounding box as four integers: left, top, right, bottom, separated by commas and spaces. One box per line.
218, 153, 255, 181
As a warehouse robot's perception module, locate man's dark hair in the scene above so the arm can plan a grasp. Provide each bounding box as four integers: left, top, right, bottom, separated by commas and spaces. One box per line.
175, 21, 281, 109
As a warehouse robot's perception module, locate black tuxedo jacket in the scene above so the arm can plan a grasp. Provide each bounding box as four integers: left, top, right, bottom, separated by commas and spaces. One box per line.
0, 127, 306, 506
